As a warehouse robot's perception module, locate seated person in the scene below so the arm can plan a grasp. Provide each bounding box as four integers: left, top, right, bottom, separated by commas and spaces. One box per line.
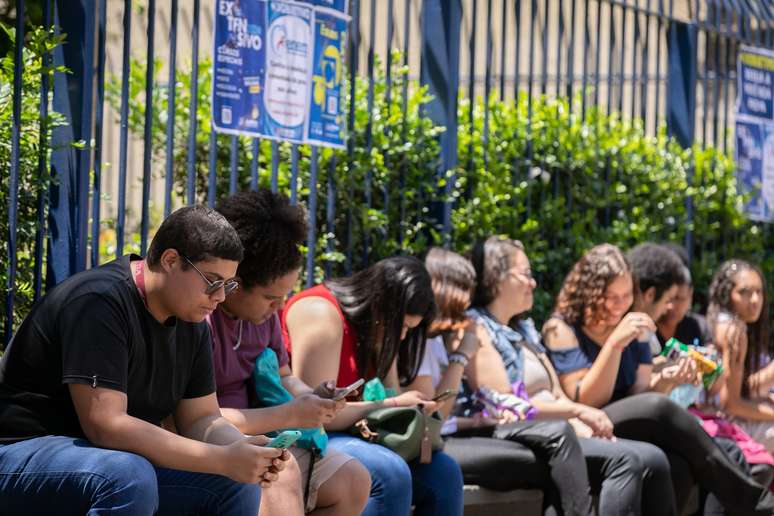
281, 256, 464, 516
655, 243, 712, 348
210, 189, 370, 515
465, 237, 676, 516
0, 206, 288, 515
543, 243, 774, 515
407, 247, 596, 516
708, 260, 774, 453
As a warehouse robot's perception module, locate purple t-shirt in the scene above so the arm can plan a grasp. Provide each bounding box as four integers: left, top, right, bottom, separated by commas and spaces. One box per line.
206, 309, 289, 409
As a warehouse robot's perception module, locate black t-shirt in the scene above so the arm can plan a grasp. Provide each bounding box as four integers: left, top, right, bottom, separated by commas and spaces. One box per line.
657, 312, 713, 348
0, 255, 215, 443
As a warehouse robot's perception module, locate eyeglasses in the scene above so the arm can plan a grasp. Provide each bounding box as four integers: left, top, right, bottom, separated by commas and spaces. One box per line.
182, 255, 239, 296
510, 269, 534, 281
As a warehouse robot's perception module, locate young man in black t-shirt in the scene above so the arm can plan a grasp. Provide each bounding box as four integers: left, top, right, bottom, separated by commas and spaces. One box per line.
0, 205, 289, 515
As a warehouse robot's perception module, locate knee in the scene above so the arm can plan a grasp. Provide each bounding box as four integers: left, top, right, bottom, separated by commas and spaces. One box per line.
371, 448, 412, 493
99, 451, 158, 511
334, 460, 372, 511
280, 453, 303, 488
540, 420, 577, 443
637, 444, 671, 476
429, 451, 463, 489
637, 392, 681, 420
609, 448, 645, 480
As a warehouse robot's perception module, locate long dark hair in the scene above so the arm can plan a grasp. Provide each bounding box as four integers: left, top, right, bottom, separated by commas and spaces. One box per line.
325, 256, 436, 385
707, 259, 770, 397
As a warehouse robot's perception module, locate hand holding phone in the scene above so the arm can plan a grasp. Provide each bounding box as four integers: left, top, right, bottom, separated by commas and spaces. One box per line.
432, 389, 457, 403
332, 378, 365, 401
265, 430, 302, 449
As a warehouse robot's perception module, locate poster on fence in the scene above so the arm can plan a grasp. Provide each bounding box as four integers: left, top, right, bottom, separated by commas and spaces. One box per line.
736, 46, 774, 222
212, 0, 349, 148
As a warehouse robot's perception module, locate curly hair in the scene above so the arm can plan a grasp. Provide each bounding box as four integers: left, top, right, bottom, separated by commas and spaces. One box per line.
215, 189, 308, 289
626, 243, 688, 301
470, 236, 525, 308
707, 259, 769, 397
425, 248, 476, 337
553, 244, 631, 326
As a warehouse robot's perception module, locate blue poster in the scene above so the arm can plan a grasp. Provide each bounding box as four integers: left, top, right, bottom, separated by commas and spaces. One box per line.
212, 0, 349, 148
212, 0, 267, 136
736, 46, 774, 222
306, 10, 347, 148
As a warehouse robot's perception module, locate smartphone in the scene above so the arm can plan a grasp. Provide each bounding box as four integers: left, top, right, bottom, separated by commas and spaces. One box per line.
332, 378, 365, 401
266, 430, 302, 449
432, 389, 457, 403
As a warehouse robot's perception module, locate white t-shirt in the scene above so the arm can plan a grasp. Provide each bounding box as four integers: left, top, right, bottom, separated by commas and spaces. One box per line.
418, 335, 457, 435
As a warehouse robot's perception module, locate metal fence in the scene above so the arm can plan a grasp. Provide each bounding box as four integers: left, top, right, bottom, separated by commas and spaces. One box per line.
4, 0, 774, 345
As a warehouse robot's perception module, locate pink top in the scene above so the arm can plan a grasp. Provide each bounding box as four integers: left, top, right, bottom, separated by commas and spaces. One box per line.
206, 309, 288, 409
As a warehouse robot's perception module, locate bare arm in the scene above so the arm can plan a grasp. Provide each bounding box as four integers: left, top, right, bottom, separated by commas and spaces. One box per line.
716, 321, 774, 421
466, 322, 512, 394
747, 361, 774, 397
69, 385, 284, 484
542, 318, 620, 408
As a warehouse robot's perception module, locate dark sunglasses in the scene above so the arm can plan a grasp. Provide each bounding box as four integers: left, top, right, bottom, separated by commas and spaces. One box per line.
181, 255, 239, 296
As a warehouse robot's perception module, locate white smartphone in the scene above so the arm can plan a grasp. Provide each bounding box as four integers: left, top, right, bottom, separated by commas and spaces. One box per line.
332, 378, 365, 401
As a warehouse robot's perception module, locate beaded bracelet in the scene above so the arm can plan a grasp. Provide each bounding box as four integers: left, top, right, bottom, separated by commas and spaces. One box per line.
448, 351, 470, 368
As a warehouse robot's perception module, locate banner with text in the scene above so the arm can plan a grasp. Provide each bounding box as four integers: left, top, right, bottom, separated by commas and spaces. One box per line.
736, 46, 774, 222
212, 0, 349, 148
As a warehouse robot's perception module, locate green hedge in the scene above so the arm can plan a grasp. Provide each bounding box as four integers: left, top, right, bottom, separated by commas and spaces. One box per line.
3, 39, 768, 330
107, 54, 767, 325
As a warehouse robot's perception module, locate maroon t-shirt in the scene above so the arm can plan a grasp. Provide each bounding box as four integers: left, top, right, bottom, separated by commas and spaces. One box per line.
206, 309, 289, 409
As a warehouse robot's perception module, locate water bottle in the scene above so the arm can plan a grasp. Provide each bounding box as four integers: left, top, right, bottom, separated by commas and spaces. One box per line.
669, 383, 702, 409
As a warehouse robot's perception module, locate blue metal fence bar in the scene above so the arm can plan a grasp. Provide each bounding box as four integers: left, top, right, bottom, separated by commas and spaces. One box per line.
397, 0, 410, 249
468, 0, 477, 160
700, 1, 711, 146
362, 0, 376, 266
229, 136, 239, 195
717, 0, 729, 151
34, 0, 53, 299
325, 157, 336, 277
207, 130, 217, 207
5, 0, 25, 346
630, 0, 640, 121
581, 0, 590, 115
270, 141, 279, 192
653, 0, 663, 129
567, 0, 577, 103
345, 0, 360, 273
594, 0, 603, 108
639, 0, 651, 124
305, 146, 320, 288
499, 0, 508, 100
540, 0, 549, 95
606, 2, 615, 115
482, 0, 493, 166
556, 0, 565, 99
164, 0, 179, 217
250, 139, 260, 190
385, 0, 394, 107
140, 0, 157, 253
90, 0, 106, 267
514, 0, 521, 100
618, 1, 628, 113
186, 0, 201, 204
116, 0, 132, 257
290, 145, 300, 204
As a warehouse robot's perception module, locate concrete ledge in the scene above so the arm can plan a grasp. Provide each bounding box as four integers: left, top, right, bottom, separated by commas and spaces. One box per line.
463, 485, 543, 516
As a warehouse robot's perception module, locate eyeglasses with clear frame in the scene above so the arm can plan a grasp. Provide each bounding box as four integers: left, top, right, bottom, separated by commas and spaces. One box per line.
181, 254, 239, 296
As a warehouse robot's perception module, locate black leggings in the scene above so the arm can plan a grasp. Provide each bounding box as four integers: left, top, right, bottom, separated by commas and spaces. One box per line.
604, 392, 774, 516
444, 419, 674, 516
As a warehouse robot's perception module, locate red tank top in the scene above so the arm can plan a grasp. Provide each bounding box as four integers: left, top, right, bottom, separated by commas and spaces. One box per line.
280, 284, 361, 387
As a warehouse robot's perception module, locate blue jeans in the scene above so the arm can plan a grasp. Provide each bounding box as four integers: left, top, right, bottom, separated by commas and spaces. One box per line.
0, 436, 261, 515
327, 433, 463, 516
